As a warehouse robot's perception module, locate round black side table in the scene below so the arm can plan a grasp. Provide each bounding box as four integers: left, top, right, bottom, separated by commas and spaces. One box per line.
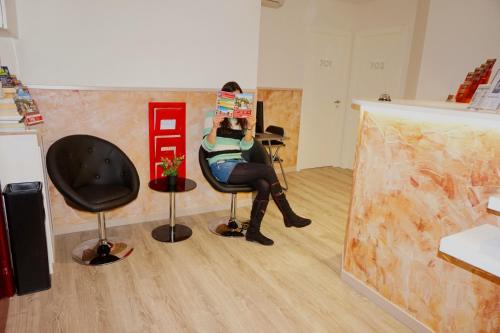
148, 177, 197, 243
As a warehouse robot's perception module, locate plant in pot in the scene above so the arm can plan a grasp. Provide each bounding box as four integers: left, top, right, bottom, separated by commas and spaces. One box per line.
160, 154, 185, 187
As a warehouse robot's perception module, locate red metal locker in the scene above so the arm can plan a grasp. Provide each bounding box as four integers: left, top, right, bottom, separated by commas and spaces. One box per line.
0, 190, 15, 299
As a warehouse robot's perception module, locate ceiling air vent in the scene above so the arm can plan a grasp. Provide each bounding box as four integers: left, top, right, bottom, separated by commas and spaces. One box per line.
261, 0, 285, 9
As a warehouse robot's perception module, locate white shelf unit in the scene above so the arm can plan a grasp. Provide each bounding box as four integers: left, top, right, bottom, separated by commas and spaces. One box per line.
439, 224, 500, 278
0, 130, 54, 273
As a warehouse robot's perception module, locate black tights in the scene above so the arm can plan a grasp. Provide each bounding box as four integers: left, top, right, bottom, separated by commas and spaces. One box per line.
227, 163, 280, 201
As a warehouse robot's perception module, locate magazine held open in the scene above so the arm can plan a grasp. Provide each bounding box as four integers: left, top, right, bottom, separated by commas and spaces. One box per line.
216, 91, 254, 118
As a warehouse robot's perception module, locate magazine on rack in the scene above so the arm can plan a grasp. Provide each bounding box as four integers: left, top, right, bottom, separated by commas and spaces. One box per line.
480, 69, 500, 111
14, 87, 44, 126
468, 84, 490, 110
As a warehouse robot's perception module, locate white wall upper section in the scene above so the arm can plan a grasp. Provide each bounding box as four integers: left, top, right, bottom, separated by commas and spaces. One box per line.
0, 37, 18, 74
10, 0, 261, 89
257, 0, 307, 88
257, 0, 418, 88
416, 0, 500, 100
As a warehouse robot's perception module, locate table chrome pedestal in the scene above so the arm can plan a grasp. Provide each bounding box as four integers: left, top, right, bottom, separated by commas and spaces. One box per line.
149, 177, 197, 243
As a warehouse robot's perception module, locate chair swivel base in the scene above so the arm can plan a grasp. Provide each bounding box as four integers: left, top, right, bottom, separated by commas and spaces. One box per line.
208, 217, 250, 237
152, 224, 192, 243
72, 237, 134, 266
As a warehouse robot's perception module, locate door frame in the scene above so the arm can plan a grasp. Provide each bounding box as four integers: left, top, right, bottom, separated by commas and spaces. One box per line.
297, 27, 353, 171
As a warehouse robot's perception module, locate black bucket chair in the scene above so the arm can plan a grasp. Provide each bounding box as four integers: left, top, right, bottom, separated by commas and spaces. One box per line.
198, 140, 269, 237
46, 135, 140, 265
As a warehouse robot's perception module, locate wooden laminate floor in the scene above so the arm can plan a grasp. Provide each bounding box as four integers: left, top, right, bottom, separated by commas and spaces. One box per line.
5, 167, 411, 333
0, 299, 7, 333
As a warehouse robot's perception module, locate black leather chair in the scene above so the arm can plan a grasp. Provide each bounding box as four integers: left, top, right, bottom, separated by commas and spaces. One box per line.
199, 140, 269, 237
261, 125, 288, 190
46, 135, 140, 265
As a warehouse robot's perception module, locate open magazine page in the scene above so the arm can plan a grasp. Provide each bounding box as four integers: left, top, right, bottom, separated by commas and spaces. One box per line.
215, 91, 254, 118
216, 91, 235, 117
233, 93, 253, 118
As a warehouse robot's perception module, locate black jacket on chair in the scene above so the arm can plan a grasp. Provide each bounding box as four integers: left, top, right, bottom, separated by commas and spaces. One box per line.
46, 135, 140, 213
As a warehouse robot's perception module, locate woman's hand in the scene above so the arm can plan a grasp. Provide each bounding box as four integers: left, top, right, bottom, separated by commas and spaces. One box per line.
212, 114, 225, 129
242, 114, 255, 143
206, 113, 224, 145
246, 114, 256, 130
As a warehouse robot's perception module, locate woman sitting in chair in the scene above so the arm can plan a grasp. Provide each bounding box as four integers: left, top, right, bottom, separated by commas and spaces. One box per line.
202, 81, 311, 246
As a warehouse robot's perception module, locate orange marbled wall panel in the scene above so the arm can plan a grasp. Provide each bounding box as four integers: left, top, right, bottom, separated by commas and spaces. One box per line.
31, 89, 251, 230
256, 88, 302, 169
344, 112, 500, 333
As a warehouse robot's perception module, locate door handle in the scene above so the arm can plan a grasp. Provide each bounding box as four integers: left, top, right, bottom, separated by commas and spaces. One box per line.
333, 100, 341, 104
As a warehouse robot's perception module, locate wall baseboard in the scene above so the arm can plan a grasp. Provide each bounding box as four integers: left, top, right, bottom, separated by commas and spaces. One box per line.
53, 199, 253, 235
257, 87, 303, 92
28, 85, 300, 93
340, 270, 434, 333
27, 85, 221, 92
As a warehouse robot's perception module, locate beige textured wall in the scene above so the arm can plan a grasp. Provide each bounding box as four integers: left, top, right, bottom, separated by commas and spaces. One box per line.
344, 111, 500, 332
32, 88, 251, 234
257, 88, 302, 169
33, 87, 302, 233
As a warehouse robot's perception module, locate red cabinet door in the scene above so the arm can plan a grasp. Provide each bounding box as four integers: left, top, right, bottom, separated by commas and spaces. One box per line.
148, 102, 186, 180
0, 193, 15, 298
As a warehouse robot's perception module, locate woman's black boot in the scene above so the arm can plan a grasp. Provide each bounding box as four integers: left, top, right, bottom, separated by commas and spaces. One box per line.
245, 199, 274, 246
270, 182, 311, 228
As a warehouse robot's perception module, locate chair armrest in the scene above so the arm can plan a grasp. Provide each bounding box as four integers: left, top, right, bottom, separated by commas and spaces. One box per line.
121, 163, 140, 196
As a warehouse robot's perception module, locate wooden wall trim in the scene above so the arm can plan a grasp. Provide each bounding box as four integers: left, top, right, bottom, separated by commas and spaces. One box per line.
257, 87, 303, 92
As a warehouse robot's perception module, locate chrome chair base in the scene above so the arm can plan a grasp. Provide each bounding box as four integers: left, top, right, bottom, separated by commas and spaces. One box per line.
72, 237, 134, 266
208, 217, 250, 237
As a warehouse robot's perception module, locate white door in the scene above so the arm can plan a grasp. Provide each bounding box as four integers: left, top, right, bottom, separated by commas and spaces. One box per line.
298, 30, 352, 170
340, 26, 410, 169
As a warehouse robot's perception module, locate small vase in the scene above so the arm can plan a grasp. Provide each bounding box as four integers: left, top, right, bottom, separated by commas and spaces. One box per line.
167, 175, 177, 188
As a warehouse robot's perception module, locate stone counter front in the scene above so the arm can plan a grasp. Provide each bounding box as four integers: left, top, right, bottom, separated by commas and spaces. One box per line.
342, 101, 500, 333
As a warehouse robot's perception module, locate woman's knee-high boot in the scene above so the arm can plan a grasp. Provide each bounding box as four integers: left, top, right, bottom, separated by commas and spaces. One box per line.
270, 182, 311, 228
245, 199, 274, 246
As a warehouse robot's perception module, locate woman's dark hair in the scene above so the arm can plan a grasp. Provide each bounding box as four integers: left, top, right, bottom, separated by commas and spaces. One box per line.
220, 81, 247, 130
221, 81, 242, 94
